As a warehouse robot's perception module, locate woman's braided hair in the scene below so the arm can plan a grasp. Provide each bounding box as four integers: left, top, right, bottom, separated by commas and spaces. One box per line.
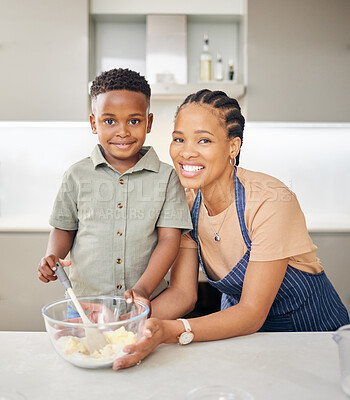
176, 89, 245, 165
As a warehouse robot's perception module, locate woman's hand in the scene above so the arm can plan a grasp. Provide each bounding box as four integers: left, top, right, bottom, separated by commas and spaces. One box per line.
113, 318, 164, 370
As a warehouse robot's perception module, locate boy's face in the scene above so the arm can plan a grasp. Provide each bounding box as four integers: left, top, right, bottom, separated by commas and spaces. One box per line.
90, 89, 153, 172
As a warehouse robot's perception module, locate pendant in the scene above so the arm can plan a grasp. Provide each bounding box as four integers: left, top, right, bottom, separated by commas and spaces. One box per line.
214, 233, 220, 242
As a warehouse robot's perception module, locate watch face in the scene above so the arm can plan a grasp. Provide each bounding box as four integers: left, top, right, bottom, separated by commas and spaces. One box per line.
179, 331, 194, 345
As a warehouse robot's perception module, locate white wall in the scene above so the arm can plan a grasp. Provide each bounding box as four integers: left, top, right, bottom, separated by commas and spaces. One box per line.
241, 123, 350, 231
0, 120, 349, 232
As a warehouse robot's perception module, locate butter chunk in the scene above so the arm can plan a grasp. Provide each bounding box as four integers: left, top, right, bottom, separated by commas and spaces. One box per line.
64, 337, 88, 355
104, 327, 137, 346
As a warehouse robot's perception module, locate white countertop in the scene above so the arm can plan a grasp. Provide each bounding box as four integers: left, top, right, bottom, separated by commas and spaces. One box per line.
0, 331, 346, 400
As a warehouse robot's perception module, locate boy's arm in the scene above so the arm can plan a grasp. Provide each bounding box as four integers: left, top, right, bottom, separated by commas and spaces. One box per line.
38, 227, 76, 283
151, 246, 199, 319
129, 227, 181, 300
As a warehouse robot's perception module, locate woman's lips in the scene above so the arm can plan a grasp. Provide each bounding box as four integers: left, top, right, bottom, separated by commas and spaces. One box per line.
180, 163, 205, 177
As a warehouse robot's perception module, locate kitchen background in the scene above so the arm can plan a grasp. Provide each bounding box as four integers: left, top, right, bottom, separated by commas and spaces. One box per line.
0, 0, 349, 331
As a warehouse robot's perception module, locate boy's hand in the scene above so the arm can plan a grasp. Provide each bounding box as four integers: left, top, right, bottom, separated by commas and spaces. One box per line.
38, 255, 71, 283
124, 289, 151, 317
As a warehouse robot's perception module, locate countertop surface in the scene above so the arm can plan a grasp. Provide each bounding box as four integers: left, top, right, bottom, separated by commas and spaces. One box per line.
0, 331, 347, 400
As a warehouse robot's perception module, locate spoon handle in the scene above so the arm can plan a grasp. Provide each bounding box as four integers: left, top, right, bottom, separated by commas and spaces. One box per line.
55, 262, 91, 325
55, 262, 72, 290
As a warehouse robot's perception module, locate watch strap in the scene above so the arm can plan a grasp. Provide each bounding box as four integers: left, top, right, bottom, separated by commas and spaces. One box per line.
177, 318, 192, 333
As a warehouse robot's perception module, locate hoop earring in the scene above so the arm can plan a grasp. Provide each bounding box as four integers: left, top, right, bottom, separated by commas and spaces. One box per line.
229, 157, 236, 167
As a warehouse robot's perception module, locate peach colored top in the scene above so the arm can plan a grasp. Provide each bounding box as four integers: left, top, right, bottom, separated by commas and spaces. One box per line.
181, 167, 323, 281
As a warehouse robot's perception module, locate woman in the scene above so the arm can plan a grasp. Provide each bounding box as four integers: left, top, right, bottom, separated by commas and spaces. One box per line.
115, 89, 349, 370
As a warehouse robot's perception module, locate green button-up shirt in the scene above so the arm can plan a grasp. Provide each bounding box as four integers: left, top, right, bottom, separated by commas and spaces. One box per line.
49, 145, 192, 297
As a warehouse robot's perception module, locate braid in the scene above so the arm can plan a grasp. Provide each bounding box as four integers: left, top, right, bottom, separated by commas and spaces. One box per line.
176, 89, 245, 165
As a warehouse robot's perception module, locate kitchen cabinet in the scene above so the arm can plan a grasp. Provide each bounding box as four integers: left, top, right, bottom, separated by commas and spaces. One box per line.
1, 231, 349, 332
246, 0, 350, 122
89, 0, 247, 100
0, 0, 89, 121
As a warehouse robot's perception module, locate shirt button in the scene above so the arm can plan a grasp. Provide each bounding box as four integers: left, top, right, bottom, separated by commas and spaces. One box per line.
117, 203, 123, 208
116, 284, 123, 290
117, 230, 123, 236
116, 258, 122, 264
119, 178, 124, 185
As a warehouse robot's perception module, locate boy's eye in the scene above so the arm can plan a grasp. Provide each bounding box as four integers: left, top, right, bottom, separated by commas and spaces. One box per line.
129, 119, 140, 125
104, 119, 115, 126
199, 138, 211, 144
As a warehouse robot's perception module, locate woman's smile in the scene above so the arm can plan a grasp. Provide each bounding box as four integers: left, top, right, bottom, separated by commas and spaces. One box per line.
180, 162, 205, 177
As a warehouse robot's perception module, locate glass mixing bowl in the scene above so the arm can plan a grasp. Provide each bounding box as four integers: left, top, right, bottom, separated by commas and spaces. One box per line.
42, 295, 149, 369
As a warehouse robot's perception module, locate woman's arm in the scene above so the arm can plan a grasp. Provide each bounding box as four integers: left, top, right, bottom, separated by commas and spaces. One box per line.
186, 258, 289, 340
113, 257, 288, 369
157, 257, 289, 339
151, 247, 199, 319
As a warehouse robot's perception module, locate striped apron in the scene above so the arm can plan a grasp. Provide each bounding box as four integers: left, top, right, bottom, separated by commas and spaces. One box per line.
190, 168, 349, 331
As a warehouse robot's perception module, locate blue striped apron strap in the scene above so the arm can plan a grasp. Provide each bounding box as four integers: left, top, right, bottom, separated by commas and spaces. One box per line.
234, 167, 251, 249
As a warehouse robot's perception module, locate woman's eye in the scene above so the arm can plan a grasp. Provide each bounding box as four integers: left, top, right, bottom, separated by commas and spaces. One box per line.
129, 119, 140, 125
104, 119, 115, 126
199, 138, 211, 144
173, 138, 184, 143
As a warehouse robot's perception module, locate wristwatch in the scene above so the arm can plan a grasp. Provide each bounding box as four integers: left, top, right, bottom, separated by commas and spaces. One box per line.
177, 318, 194, 345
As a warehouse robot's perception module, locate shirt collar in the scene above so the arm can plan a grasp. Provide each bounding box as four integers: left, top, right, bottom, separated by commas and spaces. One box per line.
90, 144, 108, 168
90, 144, 160, 173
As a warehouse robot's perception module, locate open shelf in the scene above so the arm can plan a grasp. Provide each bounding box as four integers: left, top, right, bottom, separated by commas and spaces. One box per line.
151, 82, 245, 100
89, 1, 247, 100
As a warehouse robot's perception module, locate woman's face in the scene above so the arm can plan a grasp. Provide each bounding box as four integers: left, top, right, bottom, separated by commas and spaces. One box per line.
170, 104, 239, 190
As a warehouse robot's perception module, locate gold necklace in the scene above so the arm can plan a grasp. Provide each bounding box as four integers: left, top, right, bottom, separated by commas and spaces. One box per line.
204, 190, 235, 242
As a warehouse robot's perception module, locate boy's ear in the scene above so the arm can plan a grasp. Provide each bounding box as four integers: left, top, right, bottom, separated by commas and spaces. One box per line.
147, 113, 154, 133
89, 113, 97, 134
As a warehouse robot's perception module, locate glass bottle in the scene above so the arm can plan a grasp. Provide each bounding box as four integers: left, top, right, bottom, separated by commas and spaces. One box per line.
200, 34, 212, 81
214, 52, 224, 81
228, 59, 234, 81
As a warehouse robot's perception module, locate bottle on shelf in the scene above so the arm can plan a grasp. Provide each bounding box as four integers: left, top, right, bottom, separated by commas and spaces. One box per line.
228, 59, 235, 81
200, 33, 212, 81
214, 52, 224, 81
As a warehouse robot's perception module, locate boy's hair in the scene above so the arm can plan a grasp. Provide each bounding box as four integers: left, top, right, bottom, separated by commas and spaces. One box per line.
175, 89, 245, 165
90, 68, 151, 102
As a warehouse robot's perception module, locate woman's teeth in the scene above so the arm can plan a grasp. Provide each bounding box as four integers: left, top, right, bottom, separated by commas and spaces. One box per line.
182, 165, 204, 172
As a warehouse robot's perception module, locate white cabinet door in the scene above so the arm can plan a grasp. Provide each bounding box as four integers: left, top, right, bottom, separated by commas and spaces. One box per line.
0, 0, 89, 121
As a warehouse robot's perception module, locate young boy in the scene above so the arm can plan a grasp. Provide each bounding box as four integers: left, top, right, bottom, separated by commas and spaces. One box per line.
38, 68, 192, 309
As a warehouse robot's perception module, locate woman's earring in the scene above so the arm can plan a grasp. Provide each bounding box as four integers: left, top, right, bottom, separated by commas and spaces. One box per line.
229, 157, 236, 167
